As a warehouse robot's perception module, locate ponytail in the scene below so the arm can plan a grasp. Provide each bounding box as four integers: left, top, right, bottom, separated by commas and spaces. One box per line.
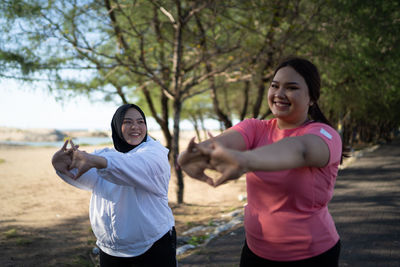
308, 103, 332, 127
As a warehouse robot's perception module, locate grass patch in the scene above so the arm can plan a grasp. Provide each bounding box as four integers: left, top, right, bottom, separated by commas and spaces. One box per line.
78, 142, 112, 147
72, 255, 92, 267
208, 220, 216, 226
186, 221, 196, 227
76, 143, 92, 147
16, 237, 33, 246
4, 228, 33, 246
226, 206, 239, 212
87, 238, 96, 246
4, 228, 18, 239
188, 234, 209, 246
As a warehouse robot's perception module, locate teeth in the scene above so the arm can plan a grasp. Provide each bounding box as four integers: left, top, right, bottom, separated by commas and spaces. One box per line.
275, 102, 289, 106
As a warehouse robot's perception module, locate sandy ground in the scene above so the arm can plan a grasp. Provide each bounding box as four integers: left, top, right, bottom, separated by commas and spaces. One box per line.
0, 141, 246, 266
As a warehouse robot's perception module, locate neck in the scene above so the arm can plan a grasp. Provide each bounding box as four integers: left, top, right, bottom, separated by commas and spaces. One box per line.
277, 117, 310, 130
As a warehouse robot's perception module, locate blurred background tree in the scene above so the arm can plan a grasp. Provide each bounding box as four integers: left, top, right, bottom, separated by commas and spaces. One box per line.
1, 0, 399, 203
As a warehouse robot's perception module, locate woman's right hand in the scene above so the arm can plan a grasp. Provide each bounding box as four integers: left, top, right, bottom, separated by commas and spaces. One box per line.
51, 140, 75, 179
177, 137, 215, 186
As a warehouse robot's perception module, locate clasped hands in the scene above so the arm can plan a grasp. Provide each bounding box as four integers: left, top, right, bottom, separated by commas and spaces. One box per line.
178, 135, 248, 187
51, 139, 95, 180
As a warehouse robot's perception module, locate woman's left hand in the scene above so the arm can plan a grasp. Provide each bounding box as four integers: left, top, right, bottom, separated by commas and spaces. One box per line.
198, 136, 248, 187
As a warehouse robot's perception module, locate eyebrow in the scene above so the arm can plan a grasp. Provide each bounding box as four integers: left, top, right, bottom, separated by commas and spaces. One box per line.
123, 117, 144, 121
271, 81, 300, 86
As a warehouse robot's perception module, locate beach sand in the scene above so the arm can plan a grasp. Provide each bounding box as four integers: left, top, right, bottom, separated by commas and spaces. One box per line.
0, 138, 246, 266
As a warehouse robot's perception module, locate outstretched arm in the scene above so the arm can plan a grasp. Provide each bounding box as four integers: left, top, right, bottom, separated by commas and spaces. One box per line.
52, 140, 99, 191
203, 134, 330, 186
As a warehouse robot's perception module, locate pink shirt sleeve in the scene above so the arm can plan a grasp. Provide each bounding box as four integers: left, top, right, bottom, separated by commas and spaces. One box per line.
231, 118, 265, 150
302, 123, 342, 165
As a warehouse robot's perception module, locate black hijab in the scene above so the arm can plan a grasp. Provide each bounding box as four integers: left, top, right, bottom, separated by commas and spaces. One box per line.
111, 103, 148, 153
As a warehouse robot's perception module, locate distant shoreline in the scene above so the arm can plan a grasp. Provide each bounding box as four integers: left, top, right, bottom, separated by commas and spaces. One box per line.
0, 126, 211, 147
0, 126, 110, 143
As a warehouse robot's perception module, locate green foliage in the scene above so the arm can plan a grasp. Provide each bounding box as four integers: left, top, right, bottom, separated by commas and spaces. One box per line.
0, 0, 399, 168
310, 0, 400, 144
0, 50, 40, 75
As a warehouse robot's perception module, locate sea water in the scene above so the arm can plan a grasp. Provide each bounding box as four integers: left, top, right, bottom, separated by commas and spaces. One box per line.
0, 136, 112, 147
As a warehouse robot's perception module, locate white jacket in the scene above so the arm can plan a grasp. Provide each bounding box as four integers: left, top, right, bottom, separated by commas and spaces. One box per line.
56, 136, 174, 257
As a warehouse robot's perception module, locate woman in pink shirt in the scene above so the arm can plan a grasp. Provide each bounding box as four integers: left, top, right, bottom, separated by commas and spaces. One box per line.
178, 57, 343, 266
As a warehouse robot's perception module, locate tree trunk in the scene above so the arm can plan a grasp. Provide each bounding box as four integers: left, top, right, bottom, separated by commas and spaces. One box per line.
172, 100, 184, 203
171, 1, 185, 203
253, 57, 274, 118
191, 116, 202, 142
208, 64, 232, 129
142, 86, 172, 152
240, 80, 250, 121
199, 111, 208, 141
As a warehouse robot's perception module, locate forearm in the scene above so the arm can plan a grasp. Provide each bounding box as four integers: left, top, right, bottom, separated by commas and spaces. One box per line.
203, 129, 246, 150
240, 135, 329, 172
70, 150, 108, 179
178, 129, 245, 165
87, 153, 107, 170
241, 138, 306, 172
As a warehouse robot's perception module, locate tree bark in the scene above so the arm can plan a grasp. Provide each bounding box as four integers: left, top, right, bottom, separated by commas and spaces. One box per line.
172, 100, 184, 204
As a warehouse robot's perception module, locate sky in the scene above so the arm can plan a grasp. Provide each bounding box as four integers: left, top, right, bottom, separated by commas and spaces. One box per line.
0, 79, 215, 131
0, 79, 160, 131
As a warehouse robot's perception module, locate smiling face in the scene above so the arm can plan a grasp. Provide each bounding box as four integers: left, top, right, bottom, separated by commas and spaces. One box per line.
268, 66, 312, 129
121, 108, 147, 146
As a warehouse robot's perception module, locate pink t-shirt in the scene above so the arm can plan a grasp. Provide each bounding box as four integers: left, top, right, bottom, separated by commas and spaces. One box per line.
232, 118, 341, 261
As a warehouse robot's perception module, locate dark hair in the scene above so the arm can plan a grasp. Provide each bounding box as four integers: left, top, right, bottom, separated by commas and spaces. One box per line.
111, 103, 148, 153
274, 57, 332, 127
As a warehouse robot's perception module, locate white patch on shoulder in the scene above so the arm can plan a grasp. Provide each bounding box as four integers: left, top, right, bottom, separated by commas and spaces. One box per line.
320, 128, 332, 140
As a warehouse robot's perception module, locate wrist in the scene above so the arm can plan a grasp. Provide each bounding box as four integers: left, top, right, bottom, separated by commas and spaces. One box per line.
89, 154, 107, 169
239, 151, 251, 173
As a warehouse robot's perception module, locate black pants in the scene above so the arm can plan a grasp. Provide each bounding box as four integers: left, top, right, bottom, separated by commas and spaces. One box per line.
240, 239, 341, 267
100, 227, 177, 267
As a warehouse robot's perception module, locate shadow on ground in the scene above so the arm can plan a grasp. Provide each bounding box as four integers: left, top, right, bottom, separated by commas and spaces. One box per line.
331, 142, 400, 266
0, 215, 95, 267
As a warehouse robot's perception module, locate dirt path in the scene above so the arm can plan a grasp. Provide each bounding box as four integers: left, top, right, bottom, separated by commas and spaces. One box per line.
0, 144, 246, 266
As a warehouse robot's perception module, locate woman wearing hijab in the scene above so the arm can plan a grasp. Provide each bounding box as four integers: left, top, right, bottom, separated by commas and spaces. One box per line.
51, 104, 176, 267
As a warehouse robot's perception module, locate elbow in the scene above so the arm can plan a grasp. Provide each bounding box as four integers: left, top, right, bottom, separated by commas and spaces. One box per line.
297, 141, 310, 167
